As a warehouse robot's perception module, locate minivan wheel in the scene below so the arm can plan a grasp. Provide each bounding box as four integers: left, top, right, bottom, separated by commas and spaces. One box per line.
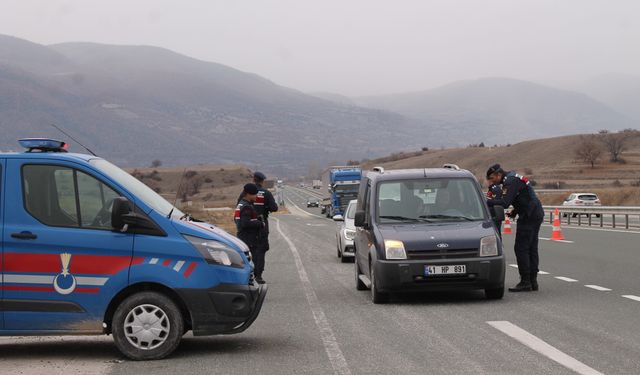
485, 286, 505, 300
370, 265, 389, 304
355, 258, 367, 291
112, 291, 184, 360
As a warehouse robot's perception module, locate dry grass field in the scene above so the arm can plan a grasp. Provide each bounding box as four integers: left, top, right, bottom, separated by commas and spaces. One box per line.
363, 131, 640, 206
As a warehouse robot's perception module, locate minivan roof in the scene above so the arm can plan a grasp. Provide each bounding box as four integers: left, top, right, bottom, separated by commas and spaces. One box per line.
0, 151, 99, 164
365, 168, 475, 182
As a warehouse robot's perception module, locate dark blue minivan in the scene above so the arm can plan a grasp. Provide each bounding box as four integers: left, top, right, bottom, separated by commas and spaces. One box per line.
353, 166, 505, 303
0, 139, 266, 360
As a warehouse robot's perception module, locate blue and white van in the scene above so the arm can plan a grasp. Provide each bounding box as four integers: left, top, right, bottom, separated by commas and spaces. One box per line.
0, 139, 266, 360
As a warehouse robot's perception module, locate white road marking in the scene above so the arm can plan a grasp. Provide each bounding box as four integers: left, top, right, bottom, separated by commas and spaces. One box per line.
621, 295, 640, 302
274, 218, 351, 375
509, 264, 549, 275
488, 321, 604, 375
584, 285, 611, 292
539, 237, 575, 244
149, 258, 159, 264
173, 260, 185, 272
555, 276, 578, 282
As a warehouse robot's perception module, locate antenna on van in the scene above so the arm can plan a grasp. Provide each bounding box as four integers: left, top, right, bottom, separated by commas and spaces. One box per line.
167, 168, 187, 218
50, 124, 98, 156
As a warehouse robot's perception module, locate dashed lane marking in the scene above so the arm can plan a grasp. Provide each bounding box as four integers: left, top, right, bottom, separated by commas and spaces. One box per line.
555, 276, 578, 282
274, 218, 352, 375
488, 321, 604, 375
621, 295, 640, 302
509, 264, 549, 275
584, 285, 612, 291
539, 238, 575, 244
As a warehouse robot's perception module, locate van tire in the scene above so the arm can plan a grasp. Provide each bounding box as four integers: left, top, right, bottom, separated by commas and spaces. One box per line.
112, 291, 184, 360
485, 286, 504, 300
355, 258, 367, 291
370, 264, 389, 304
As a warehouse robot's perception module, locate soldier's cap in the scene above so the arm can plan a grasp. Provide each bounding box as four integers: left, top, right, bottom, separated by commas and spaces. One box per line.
243, 183, 259, 195
253, 171, 267, 181
486, 164, 503, 179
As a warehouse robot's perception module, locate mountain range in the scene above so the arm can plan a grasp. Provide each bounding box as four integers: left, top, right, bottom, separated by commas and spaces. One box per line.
0, 34, 637, 175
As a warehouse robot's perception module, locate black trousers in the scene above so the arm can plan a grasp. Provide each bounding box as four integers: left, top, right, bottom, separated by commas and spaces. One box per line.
251, 245, 267, 277
514, 217, 543, 275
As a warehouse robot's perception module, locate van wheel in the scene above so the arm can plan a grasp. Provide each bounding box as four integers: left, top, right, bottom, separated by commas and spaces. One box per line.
355, 258, 367, 291
370, 264, 389, 304
485, 286, 504, 300
112, 291, 184, 360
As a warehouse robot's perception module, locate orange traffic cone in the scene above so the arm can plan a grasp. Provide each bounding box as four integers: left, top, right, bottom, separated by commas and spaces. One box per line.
503, 216, 512, 235
551, 208, 565, 241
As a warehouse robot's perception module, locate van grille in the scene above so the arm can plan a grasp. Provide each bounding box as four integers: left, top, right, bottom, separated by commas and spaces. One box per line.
407, 248, 478, 260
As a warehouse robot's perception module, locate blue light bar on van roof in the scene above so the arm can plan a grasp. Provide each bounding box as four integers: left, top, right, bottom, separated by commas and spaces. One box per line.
19, 138, 68, 153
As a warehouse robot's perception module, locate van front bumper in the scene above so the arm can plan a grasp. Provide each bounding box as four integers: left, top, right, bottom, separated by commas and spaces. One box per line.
176, 283, 267, 336
374, 256, 505, 293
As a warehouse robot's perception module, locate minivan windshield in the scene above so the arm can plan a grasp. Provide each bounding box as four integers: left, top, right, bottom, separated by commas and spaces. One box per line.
89, 159, 184, 219
377, 178, 486, 223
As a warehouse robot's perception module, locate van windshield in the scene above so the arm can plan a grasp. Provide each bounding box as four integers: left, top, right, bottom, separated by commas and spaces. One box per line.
346, 202, 356, 219
377, 178, 486, 223
89, 159, 184, 219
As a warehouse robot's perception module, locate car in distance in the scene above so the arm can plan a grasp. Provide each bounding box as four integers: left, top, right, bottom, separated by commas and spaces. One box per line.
306, 198, 320, 208
335, 200, 357, 262
562, 193, 601, 218
0, 138, 267, 360
353, 166, 505, 303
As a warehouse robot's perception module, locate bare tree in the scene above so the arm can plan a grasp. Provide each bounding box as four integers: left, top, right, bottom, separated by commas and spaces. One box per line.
599, 131, 627, 162
575, 135, 602, 168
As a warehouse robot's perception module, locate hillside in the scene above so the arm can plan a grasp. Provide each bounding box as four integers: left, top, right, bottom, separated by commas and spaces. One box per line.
0, 34, 428, 175
355, 78, 633, 146
362, 131, 640, 205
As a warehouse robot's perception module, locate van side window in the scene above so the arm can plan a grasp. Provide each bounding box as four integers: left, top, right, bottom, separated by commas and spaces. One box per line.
23, 165, 120, 230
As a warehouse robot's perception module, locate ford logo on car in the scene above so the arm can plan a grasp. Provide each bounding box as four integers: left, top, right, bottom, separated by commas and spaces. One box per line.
437, 243, 449, 248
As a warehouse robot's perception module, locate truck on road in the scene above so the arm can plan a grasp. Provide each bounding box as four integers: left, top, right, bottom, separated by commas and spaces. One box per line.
312, 180, 322, 189
321, 166, 362, 218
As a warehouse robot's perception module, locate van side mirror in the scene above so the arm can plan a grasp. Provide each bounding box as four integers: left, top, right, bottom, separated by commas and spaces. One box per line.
492, 205, 505, 222
354, 210, 366, 227
111, 197, 133, 230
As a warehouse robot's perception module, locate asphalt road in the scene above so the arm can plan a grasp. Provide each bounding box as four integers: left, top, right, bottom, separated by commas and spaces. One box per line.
2, 185, 639, 374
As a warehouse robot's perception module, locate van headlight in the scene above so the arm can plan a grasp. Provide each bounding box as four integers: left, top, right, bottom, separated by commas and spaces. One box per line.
384, 240, 407, 260
345, 229, 356, 240
184, 235, 245, 268
480, 236, 499, 257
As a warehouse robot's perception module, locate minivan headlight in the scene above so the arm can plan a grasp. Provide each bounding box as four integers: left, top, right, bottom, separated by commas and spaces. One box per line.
184, 235, 245, 268
384, 240, 407, 260
480, 236, 499, 257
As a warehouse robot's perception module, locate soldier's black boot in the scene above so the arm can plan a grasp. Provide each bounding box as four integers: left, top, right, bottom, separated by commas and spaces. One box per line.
509, 274, 532, 292
255, 274, 266, 284
530, 273, 538, 291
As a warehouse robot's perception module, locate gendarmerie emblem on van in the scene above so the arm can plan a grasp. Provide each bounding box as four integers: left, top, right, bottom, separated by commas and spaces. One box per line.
53, 253, 76, 295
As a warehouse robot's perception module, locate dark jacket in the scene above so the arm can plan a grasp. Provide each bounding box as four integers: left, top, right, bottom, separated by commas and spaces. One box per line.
234, 199, 264, 247
254, 185, 278, 219
487, 171, 543, 222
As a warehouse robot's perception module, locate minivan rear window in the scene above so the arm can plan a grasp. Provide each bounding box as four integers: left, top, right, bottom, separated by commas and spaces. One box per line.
377, 178, 485, 223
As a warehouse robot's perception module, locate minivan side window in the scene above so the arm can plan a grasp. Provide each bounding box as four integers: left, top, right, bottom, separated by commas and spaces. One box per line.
23, 165, 120, 230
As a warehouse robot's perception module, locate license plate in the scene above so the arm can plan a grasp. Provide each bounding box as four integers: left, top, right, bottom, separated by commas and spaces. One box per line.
424, 265, 466, 276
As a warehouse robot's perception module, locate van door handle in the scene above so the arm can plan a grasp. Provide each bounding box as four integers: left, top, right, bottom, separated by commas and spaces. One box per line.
11, 231, 37, 240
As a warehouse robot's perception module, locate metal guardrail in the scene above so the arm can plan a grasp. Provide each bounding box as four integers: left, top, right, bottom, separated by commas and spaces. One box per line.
542, 206, 640, 230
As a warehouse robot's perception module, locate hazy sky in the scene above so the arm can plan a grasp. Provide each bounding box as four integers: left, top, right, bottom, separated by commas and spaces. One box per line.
1, 0, 639, 96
